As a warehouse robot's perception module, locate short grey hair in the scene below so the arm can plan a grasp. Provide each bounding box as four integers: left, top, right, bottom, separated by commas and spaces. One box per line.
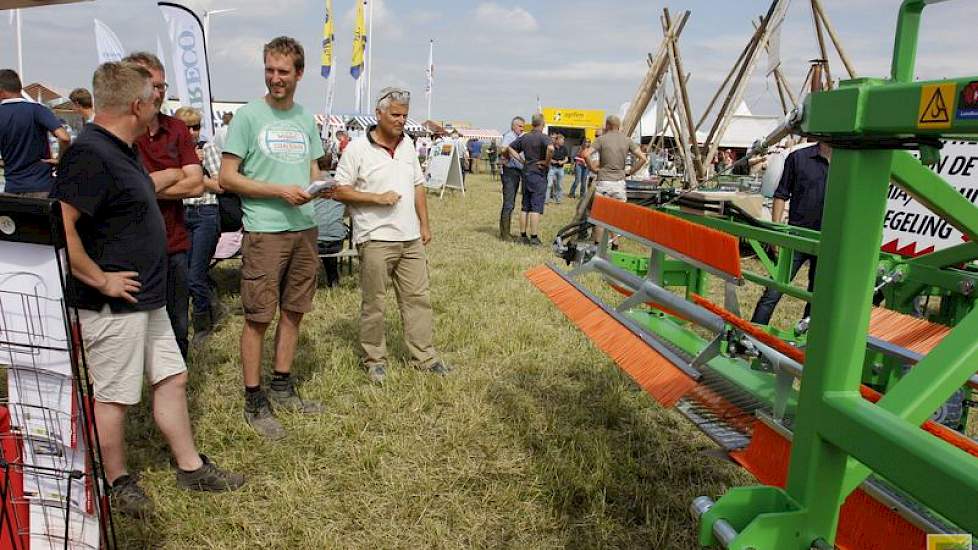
531, 113, 545, 128
376, 86, 410, 113
93, 62, 153, 114
121, 51, 165, 74
605, 115, 621, 130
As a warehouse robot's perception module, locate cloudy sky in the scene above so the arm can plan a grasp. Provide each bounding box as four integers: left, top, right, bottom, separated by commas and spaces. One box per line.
2, 0, 974, 129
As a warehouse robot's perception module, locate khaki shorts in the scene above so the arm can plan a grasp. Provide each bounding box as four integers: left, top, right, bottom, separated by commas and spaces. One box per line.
78, 305, 186, 405
241, 228, 319, 323
595, 180, 628, 201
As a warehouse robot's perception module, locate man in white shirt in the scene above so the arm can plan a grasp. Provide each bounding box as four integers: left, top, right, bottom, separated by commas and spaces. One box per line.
332, 87, 452, 384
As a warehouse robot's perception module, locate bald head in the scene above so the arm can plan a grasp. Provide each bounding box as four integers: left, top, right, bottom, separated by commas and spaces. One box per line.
605, 115, 621, 131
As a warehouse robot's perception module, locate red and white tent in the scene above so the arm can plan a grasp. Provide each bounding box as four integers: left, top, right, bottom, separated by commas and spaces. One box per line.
457, 128, 502, 142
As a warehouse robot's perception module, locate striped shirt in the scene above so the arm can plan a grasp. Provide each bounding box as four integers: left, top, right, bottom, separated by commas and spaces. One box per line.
184, 141, 219, 207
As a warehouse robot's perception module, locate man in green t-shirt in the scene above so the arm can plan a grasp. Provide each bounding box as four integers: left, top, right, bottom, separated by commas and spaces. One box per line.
220, 36, 326, 440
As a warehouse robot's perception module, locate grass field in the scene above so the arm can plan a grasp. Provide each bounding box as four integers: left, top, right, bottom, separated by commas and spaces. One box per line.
114, 173, 971, 549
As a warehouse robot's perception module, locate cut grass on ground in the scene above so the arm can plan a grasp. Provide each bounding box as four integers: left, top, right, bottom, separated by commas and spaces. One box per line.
114, 173, 972, 548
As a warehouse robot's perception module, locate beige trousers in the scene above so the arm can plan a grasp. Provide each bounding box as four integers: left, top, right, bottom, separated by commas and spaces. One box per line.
357, 239, 437, 368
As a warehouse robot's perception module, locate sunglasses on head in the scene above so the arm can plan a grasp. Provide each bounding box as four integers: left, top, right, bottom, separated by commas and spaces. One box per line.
377, 88, 410, 104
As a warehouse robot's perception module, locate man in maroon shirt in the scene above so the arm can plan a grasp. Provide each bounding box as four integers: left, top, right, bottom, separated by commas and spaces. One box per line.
124, 52, 204, 359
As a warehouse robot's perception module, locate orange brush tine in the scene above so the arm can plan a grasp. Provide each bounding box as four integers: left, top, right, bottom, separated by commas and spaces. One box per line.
732, 422, 929, 550
697, 295, 978, 459
526, 265, 697, 407
589, 196, 743, 279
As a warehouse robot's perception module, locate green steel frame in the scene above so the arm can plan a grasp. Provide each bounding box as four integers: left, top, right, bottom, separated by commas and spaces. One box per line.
696, 2, 978, 547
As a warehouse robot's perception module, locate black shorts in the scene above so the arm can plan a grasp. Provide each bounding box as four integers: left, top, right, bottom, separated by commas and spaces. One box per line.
521, 170, 547, 214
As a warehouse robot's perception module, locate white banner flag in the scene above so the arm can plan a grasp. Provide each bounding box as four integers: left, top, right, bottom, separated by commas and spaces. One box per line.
158, 2, 215, 141
93, 18, 125, 64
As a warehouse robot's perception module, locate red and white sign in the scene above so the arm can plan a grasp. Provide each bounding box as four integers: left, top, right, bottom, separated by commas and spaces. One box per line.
881, 140, 978, 256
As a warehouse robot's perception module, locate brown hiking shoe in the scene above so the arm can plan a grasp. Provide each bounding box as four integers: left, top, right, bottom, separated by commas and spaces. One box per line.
110, 473, 154, 519
268, 378, 325, 414
244, 392, 287, 440
421, 360, 453, 376
175, 454, 245, 492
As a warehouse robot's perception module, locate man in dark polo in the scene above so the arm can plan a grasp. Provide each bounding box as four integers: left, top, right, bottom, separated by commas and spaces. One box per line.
0, 69, 71, 197
123, 52, 203, 360
51, 61, 243, 519
506, 113, 553, 246
750, 142, 832, 326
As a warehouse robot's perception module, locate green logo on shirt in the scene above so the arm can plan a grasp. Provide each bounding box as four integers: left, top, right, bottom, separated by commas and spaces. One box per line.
258, 121, 309, 164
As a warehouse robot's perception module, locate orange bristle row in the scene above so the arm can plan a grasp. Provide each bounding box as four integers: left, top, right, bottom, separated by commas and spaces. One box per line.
525, 265, 697, 407
589, 196, 743, 278
733, 422, 928, 550
690, 293, 806, 363
729, 420, 790, 486
696, 295, 978, 459
868, 307, 952, 355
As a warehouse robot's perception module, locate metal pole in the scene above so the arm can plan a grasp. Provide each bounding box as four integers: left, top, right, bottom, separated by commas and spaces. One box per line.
366, 0, 374, 107
16, 9, 23, 80
427, 39, 433, 122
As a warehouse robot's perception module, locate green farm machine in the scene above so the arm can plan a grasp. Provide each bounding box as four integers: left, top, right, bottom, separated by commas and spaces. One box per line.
528, 1, 978, 548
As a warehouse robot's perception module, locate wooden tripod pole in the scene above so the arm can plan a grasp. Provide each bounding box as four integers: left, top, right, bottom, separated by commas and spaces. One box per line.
695, 26, 758, 132
702, 0, 790, 172
810, 0, 832, 87
621, 11, 689, 137
811, 0, 857, 78
662, 8, 704, 183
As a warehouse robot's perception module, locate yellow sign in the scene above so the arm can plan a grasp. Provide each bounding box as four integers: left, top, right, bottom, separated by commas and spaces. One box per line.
927, 534, 973, 550
542, 107, 605, 130
917, 83, 956, 129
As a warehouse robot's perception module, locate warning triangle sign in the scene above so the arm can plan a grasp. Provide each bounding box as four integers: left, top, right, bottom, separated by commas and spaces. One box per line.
920, 88, 949, 124
917, 83, 955, 129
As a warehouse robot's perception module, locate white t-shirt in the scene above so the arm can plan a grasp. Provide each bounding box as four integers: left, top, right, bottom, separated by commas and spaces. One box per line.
334, 131, 425, 244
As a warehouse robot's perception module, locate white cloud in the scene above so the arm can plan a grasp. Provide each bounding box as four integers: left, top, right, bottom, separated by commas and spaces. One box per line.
474, 3, 539, 33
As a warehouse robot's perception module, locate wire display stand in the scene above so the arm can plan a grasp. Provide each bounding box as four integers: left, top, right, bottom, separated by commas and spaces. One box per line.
0, 196, 115, 549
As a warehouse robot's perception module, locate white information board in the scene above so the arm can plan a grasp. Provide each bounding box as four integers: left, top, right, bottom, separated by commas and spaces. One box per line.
425, 141, 465, 198
882, 141, 978, 256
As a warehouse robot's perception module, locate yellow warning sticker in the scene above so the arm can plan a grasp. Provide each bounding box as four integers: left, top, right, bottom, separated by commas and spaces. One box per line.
917, 83, 956, 129
926, 533, 972, 550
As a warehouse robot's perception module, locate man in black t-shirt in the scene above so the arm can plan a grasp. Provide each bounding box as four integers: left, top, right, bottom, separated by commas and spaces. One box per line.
547, 133, 569, 204
750, 142, 832, 326
50, 62, 243, 519
506, 113, 553, 245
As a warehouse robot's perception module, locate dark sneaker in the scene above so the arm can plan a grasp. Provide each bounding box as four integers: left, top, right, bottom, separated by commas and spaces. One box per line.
176, 454, 245, 492
244, 395, 286, 440
366, 363, 386, 384
210, 300, 229, 327
424, 361, 453, 375
268, 380, 325, 414
110, 473, 154, 519
191, 312, 212, 349
519, 235, 531, 246
529, 236, 543, 246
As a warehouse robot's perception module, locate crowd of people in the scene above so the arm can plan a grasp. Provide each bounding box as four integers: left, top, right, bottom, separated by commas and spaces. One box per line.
0, 25, 831, 529
0, 35, 452, 518
495, 113, 649, 246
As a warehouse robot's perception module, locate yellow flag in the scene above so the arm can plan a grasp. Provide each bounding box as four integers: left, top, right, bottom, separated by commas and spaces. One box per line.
320, 0, 333, 78
350, 0, 366, 79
